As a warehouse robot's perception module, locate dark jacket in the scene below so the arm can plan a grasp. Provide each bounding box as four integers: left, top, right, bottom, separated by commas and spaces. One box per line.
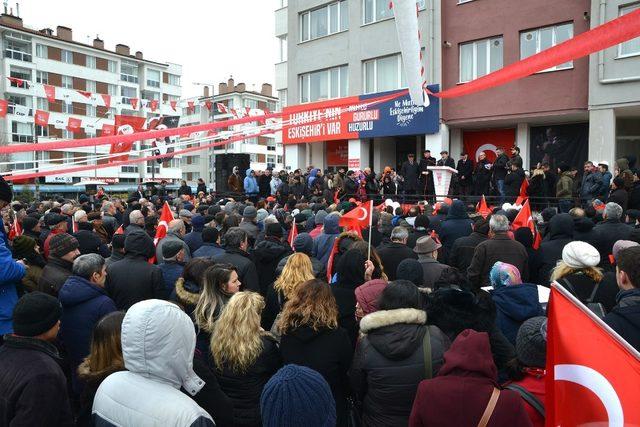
350, 309, 450, 427
573, 217, 600, 248
197, 182, 207, 194
190, 352, 235, 427
213, 248, 260, 292
417, 257, 449, 289
73, 223, 110, 258
539, 213, 574, 284
437, 157, 455, 168
158, 261, 184, 295
556, 272, 619, 314
105, 249, 125, 268
608, 188, 629, 212
456, 158, 473, 185
38, 257, 73, 297
467, 234, 529, 288
313, 214, 341, 265
473, 159, 492, 196
438, 200, 473, 262
280, 326, 354, 427
178, 184, 193, 197
604, 288, 640, 352
183, 230, 204, 254
58, 276, 117, 373
581, 171, 603, 200
106, 232, 166, 310
252, 237, 292, 297
504, 168, 525, 200
0, 335, 74, 427
491, 284, 543, 345
377, 241, 419, 281
170, 277, 201, 316
408, 330, 532, 427
401, 161, 421, 191
213, 335, 282, 427
76, 363, 125, 427
593, 219, 633, 263
124, 223, 145, 236
449, 232, 488, 273
193, 242, 225, 258
628, 181, 640, 211
492, 154, 509, 181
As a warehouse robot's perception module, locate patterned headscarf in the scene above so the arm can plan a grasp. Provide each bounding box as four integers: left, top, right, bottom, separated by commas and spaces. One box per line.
489, 262, 522, 287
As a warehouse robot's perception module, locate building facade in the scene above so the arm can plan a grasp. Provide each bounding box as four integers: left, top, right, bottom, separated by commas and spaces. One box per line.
0, 12, 183, 189
179, 78, 281, 188
276, 0, 444, 173
588, 0, 640, 167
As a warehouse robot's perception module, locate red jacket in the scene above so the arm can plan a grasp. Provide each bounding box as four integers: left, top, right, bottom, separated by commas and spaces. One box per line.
505, 370, 546, 427
409, 329, 532, 427
43, 228, 64, 260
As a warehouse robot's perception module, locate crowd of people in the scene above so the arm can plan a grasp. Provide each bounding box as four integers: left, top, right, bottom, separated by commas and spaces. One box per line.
0, 151, 639, 426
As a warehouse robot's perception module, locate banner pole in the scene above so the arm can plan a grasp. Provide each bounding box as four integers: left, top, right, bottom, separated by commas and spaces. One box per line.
367, 200, 373, 261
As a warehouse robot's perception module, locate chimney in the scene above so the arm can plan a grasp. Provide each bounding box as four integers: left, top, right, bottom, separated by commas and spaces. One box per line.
0, 13, 22, 27
261, 83, 273, 97
203, 86, 210, 97
135, 51, 143, 60
235, 83, 246, 92
227, 77, 234, 88
56, 26, 72, 41
93, 37, 104, 49
39, 28, 54, 36
115, 44, 130, 56
218, 82, 228, 94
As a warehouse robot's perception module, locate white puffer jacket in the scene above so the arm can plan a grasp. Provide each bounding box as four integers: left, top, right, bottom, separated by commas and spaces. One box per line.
93, 299, 214, 427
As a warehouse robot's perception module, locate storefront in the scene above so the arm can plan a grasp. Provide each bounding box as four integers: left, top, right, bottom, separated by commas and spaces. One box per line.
282, 87, 441, 172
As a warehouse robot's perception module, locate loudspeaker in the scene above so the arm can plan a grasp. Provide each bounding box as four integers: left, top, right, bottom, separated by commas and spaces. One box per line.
214, 153, 250, 192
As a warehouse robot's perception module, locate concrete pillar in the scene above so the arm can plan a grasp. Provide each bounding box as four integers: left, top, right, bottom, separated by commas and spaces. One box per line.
373, 137, 396, 172
284, 144, 306, 171
589, 109, 616, 167
425, 123, 447, 154
516, 123, 530, 169
449, 126, 463, 159
348, 139, 369, 170
310, 142, 325, 170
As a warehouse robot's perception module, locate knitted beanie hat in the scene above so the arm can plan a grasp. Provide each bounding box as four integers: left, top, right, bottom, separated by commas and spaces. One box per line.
13, 292, 62, 337
562, 241, 600, 269
49, 233, 79, 258
12, 235, 36, 259
516, 316, 548, 368
261, 364, 336, 427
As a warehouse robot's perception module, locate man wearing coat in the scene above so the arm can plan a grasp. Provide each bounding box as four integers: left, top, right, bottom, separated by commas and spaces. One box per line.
456, 152, 473, 198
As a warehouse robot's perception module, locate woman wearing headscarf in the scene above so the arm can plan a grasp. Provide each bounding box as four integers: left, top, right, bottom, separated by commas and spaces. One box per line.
490, 262, 543, 345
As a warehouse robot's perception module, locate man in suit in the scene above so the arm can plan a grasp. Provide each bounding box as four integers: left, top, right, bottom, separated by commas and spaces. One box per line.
419, 150, 436, 202
437, 150, 456, 168
457, 152, 473, 198
401, 153, 420, 198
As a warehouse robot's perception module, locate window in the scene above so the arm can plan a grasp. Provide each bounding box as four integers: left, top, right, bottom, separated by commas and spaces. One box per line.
278, 35, 287, 62
62, 129, 73, 139
300, 1, 348, 42
168, 74, 180, 85
86, 105, 97, 117
36, 71, 48, 84
146, 166, 160, 174
363, 0, 393, 25
4, 38, 32, 62
86, 55, 96, 69
121, 165, 139, 173
121, 86, 137, 103
245, 99, 259, 109
107, 60, 117, 73
62, 75, 73, 88
459, 36, 503, 83
7, 95, 30, 115
277, 155, 283, 164
279, 0, 288, 7
267, 154, 276, 168
278, 89, 288, 109
86, 80, 96, 92
147, 69, 161, 88
520, 23, 573, 71
121, 61, 138, 83
61, 49, 73, 63
619, 3, 640, 57
62, 103, 74, 114
107, 84, 117, 96
417, 0, 426, 8
249, 153, 258, 163
299, 65, 348, 103
35, 124, 48, 137
36, 98, 49, 110
363, 54, 406, 93
12, 121, 33, 143
246, 137, 258, 145
35, 44, 47, 58
9, 67, 31, 87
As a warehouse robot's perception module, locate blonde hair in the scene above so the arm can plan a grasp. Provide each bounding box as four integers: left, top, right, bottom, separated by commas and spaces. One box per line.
194, 265, 236, 333
550, 261, 603, 283
274, 253, 315, 299
211, 292, 265, 374
279, 279, 338, 335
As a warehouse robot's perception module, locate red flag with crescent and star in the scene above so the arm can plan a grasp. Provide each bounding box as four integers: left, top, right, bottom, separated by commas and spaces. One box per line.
339, 200, 373, 236
512, 199, 541, 249
150, 202, 174, 264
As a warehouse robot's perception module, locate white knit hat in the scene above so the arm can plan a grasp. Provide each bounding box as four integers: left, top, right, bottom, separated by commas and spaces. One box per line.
562, 241, 600, 269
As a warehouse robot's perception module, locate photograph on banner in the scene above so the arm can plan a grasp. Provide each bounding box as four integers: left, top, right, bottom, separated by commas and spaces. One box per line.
530, 123, 589, 171
145, 115, 180, 164
111, 115, 147, 162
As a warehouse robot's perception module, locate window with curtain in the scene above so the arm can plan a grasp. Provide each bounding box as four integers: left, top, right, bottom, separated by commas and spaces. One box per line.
363, 54, 405, 93
299, 65, 348, 103
459, 36, 503, 83
363, 0, 393, 25
300, 1, 348, 42
520, 23, 573, 71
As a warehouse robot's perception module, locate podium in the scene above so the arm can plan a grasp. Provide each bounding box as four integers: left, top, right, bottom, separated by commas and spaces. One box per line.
427, 166, 457, 201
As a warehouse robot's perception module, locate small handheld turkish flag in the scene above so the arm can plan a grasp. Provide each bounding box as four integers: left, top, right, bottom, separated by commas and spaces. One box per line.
546, 283, 640, 426
512, 199, 541, 249
339, 200, 373, 236
288, 218, 298, 250
476, 195, 492, 219
154, 202, 174, 246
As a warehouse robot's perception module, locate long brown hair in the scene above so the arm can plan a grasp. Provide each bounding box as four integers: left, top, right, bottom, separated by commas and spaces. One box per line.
78, 311, 125, 376
278, 279, 338, 334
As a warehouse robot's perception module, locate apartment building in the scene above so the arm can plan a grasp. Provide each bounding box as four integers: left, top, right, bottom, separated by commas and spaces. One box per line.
275, 0, 443, 173
0, 11, 183, 189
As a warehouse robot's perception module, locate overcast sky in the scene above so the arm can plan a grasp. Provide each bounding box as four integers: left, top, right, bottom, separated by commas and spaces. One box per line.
21, 0, 277, 98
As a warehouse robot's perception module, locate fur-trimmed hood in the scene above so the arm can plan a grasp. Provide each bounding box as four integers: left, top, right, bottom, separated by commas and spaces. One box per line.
174, 278, 201, 307
360, 308, 426, 333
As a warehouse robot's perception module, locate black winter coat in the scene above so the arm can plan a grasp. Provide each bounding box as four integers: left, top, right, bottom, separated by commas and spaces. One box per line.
438, 201, 473, 263
449, 232, 488, 273
0, 335, 74, 427
252, 237, 292, 297
556, 272, 619, 314
628, 182, 640, 210
213, 248, 260, 293
349, 308, 450, 427
377, 241, 418, 281
504, 168, 525, 201
280, 326, 354, 427
38, 257, 73, 296
539, 214, 574, 284
467, 234, 529, 288
493, 154, 509, 181
593, 220, 633, 264
73, 225, 110, 258
608, 188, 629, 212
456, 159, 473, 186
401, 161, 421, 191
473, 159, 491, 196
573, 217, 600, 248
604, 288, 640, 352
212, 336, 281, 427
189, 352, 234, 427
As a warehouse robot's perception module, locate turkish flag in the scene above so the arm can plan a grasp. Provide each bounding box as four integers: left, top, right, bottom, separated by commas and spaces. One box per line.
154, 201, 174, 246
77, 90, 92, 99
216, 103, 228, 114
512, 199, 541, 249
187, 101, 195, 114
110, 115, 146, 161
546, 283, 640, 426
114, 225, 124, 235
170, 100, 177, 111
463, 129, 515, 163
34, 110, 50, 127
515, 179, 529, 206
67, 117, 82, 133
101, 124, 115, 136
339, 200, 373, 235
101, 94, 111, 109
8, 219, 22, 240
8, 77, 25, 87
129, 98, 139, 110
0, 99, 7, 118
44, 84, 56, 103
150, 100, 158, 111
476, 195, 492, 219
205, 100, 213, 111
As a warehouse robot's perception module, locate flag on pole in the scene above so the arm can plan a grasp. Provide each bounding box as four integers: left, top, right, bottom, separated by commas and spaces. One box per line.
476, 195, 492, 218
114, 225, 124, 235
8, 219, 22, 240
512, 199, 541, 249
71, 216, 79, 233
288, 218, 298, 249
515, 178, 529, 206
546, 283, 640, 426
339, 200, 373, 237
151, 202, 174, 264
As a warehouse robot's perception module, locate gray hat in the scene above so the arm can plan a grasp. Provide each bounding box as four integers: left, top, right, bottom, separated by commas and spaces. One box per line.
256, 208, 269, 223
243, 206, 258, 219
162, 240, 184, 259
516, 316, 547, 368
179, 209, 193, 218
413, 236, 441, 254
314, 210, 328, 227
